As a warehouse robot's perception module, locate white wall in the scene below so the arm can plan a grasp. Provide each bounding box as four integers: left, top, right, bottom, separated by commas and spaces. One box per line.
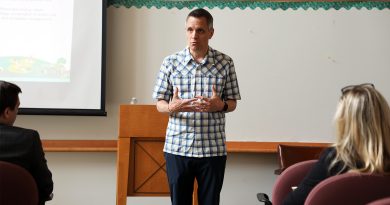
107, 7, 390, 143
44, 153, 117, 205
14, 6, 390, 205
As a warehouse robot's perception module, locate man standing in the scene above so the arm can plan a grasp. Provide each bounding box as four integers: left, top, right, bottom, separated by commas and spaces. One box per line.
153, 8, 240, 205
0, 80, 53, 205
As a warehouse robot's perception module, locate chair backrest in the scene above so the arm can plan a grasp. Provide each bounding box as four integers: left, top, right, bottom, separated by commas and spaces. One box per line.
271, 160, 317, 205
275, 144, 326, 174
367, 197, 390, 205
304, 173, 390, 205
0, 161, 39, 205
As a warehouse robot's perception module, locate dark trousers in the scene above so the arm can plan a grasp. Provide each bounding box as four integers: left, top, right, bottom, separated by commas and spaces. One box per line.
164, 153, 227, 205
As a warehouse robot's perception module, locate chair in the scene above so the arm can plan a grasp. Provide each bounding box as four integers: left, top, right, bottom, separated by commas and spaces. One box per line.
257, 160, 317, 205
0, 161, 39, 205
367, 197, 390, 205
275, 144, 326, 174
304, 173, 390, 205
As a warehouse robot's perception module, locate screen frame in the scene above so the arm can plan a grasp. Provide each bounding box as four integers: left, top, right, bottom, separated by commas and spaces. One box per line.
18, 0, 107, 116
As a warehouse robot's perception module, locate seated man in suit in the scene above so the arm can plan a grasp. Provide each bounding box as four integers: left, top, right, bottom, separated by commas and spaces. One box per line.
0, 80, 53, 204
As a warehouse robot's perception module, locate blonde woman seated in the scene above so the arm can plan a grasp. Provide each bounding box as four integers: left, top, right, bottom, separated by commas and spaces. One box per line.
283, 83, 390, 205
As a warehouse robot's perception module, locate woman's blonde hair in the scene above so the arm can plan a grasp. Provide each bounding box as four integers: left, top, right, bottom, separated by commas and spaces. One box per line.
330, 84, 390, 174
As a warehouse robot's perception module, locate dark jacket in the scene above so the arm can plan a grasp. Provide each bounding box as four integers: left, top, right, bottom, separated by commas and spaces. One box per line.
0, 124, 53, 205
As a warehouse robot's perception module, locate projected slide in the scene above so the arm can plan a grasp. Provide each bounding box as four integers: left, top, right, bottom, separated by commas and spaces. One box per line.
0, 0, 74, 82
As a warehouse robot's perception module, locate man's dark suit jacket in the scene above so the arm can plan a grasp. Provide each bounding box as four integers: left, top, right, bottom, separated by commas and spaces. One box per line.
0, 123, 53, 205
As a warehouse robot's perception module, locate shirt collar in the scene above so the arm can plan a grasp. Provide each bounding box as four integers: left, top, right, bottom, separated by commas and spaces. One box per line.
205, 47, 216, 65
182, 47, 216, 66
182, 47, 192, 65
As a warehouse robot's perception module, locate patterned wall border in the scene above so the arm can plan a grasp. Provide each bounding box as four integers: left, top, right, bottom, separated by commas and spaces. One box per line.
108, 0, 390, 10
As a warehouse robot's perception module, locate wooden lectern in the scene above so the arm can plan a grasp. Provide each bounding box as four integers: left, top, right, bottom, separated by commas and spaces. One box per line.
116, 105, 169, 205
116, 105, 199, 205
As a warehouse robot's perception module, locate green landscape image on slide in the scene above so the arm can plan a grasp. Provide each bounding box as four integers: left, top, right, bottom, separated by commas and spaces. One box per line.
0, 56, 70, 82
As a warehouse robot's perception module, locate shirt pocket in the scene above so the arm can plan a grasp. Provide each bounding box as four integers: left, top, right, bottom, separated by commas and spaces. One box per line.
202, 67, 226, 98
170, 72, 193, 99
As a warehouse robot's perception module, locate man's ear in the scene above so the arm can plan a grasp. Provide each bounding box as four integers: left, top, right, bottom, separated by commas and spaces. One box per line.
2, 107, 11, 118
209, 28, 214, 39
0, 110, 7, 123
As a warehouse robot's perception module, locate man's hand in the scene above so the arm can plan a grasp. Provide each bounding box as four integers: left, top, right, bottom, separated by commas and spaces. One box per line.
168, 87, 198, 112
168, 86, 224, 113
200, 86, 224, 112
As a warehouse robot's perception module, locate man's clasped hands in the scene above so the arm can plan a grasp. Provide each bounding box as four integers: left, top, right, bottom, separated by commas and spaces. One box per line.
168, 86, 224, 113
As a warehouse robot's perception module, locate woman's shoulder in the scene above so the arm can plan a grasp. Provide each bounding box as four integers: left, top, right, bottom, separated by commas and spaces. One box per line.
317, 147, 337, 167
322, 147, 336, 157
321, 146, 350, 175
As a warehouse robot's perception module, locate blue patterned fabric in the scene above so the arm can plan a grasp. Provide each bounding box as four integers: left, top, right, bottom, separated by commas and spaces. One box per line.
153, 47, 241, 157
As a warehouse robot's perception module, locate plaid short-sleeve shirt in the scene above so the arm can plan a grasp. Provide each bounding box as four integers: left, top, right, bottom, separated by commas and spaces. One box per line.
153, 47, 241, 157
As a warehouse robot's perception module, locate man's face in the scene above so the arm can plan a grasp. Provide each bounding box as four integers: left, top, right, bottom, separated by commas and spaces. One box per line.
186, 16, 214, 54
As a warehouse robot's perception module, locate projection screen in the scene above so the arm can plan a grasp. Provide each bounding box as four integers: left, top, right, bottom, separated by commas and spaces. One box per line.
0, 0, 106, 116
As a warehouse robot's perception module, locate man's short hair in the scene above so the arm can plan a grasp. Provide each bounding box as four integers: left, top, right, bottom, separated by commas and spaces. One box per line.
187, 8, 213, 29
0, 81, 22, 114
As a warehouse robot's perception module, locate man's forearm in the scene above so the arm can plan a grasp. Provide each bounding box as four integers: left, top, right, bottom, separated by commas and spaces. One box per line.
156, 100, 170, 113
225, 100, 237, 113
